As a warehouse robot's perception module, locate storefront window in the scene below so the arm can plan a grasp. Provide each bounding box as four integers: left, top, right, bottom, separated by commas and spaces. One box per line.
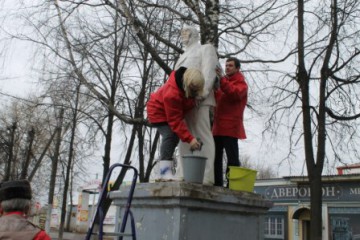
264, 216, 284, 239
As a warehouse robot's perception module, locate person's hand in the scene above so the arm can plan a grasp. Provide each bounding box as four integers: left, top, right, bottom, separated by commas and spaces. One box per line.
190, 138, 201, 151
216, 67, 223, 79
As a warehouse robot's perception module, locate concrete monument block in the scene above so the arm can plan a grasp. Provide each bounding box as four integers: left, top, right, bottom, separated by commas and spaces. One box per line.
110, 182, 272, 240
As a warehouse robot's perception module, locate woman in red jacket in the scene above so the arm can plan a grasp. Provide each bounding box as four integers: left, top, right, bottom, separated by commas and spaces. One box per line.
212, 57, 248, 187
147, 67, 204, 180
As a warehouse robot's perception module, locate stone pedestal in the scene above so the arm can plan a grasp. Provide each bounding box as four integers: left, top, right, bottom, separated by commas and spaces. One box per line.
109, 182, 272, 240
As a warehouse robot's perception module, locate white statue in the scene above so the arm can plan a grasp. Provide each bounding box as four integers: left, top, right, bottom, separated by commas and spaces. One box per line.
175, 25, 218, 185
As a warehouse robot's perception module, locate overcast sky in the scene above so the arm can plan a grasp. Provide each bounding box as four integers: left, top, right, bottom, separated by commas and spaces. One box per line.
0, 0, 314, 180
0, 1, 41, 98
0, 40, 37, 97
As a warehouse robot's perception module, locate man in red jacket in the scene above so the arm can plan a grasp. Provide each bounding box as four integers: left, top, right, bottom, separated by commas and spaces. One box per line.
212, 57, 248, 187
147, 67, 204, 180
0, 180, 51, 240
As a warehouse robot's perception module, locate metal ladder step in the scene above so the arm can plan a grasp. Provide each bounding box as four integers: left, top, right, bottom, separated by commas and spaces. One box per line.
92, 232, 134, 237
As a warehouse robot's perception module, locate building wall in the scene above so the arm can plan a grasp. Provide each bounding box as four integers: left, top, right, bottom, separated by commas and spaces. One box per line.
254, 177, 360, 240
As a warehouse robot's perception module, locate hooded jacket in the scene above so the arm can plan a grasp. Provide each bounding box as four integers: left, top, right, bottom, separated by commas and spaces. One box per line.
146, 70, 196, 143
212, 71, 247, 139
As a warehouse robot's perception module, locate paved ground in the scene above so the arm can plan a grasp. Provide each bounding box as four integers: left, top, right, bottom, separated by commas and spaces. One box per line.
50, 230, 86, 240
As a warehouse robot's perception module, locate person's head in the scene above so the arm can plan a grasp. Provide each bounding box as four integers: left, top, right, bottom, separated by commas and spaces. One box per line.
0, 180, 32, 214
225, 57, 241, 76
182, 68, 204, 98
180, 25, 199, 47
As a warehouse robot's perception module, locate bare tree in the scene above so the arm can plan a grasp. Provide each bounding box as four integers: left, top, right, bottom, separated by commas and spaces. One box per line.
58, 83, 80, 239
45, 108, 64, 233
1, 1, 297, 235
20, 127, 35, 179
44, 0, 294, 230
268, 1, 360, 239
0, 96, 60, 182
3, 122, 16, 181
1, 0, 292, 177
240, 154, 277, 179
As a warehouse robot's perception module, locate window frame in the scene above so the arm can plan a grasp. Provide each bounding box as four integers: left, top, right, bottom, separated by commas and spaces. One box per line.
264, 215, 285, 239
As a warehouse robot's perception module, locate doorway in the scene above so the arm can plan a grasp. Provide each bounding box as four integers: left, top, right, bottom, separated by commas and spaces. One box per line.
302, 220, 310, 240
293, 207, 311, 240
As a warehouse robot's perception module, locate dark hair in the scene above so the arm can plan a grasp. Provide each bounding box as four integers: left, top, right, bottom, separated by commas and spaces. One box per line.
226, 57, 241, 68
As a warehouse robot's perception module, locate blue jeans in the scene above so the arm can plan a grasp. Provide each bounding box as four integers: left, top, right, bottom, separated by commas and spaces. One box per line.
156, 124, 179, 160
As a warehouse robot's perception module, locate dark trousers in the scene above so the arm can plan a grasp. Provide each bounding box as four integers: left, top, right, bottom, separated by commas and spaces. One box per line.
214, 136, 240, 187
156, 124, 179, 160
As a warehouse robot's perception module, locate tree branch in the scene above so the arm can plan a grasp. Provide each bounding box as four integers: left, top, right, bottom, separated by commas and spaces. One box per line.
325, 107, 360, 121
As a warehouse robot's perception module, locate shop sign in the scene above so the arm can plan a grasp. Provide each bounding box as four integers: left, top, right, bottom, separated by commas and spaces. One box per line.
255, 182, 360, 202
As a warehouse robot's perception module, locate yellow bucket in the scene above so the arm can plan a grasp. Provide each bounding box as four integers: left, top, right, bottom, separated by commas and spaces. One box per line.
227, 166, 257, 192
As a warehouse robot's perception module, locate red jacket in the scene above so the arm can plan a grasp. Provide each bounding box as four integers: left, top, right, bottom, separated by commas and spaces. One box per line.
212, 71, 248, 139
147, 71, 196, 143
34, 231, 51, 240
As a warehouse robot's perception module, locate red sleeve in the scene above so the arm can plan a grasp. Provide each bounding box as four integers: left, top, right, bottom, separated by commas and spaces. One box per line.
220, 73, 248, 101
163, 91, 194, 143
214, 88, 221, 101
33, 230, 51, 240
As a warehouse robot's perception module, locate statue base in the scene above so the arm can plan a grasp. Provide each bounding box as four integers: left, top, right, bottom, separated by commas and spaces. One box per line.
110, 182, 272, 240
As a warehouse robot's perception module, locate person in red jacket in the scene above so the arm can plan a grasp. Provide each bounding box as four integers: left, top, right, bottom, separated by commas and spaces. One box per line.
0, 179, 51, 240
147, 67, 204, 180
212, 57, 248, 187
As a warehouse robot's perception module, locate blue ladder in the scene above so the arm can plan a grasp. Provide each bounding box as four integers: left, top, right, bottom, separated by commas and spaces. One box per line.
85, 163, 138, 240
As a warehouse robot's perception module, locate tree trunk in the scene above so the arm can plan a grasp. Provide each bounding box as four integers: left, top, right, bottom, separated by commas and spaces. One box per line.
135, 84, 146, 182
4, 122, 17, 181
144, 131, 160, 182
45, 108, 64, 233
21, 127, 35, 179
297, 1, 323, 239
59, 84, 80, 239
91, 125, 137, 230
310, 173, 323, 240
65, 167, 74, 231
102, 112, 114, 184
28, 128, 59, 181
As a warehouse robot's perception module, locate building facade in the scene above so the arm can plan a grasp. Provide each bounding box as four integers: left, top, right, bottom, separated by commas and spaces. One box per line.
254, 174, 360, 240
